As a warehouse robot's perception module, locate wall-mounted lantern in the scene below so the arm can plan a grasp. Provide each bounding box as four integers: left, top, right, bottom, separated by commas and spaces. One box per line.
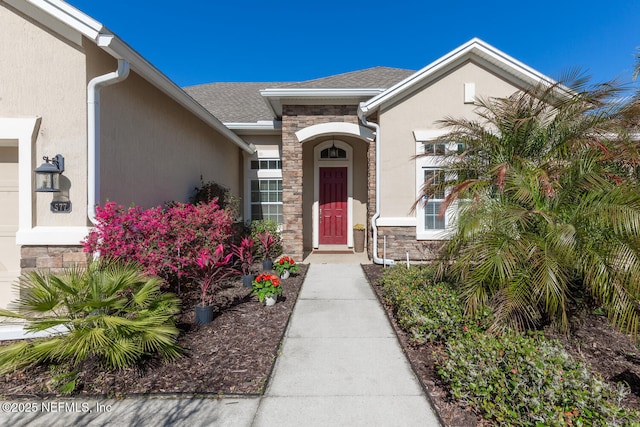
34, 154, 64, 193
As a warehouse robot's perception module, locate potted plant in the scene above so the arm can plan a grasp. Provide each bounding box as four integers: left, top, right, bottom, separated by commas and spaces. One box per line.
232, 237, 255, 287
257, 231, 276, 271
353, 223, 365, 253
252, 273, 282, 306
273, 255, 300, 279
194, 244, 233, 324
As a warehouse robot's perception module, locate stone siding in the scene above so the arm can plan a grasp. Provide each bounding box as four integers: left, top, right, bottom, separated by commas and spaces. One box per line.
21, 245, 89, 274
376, 226, 445, 261
281, 105, 360, 260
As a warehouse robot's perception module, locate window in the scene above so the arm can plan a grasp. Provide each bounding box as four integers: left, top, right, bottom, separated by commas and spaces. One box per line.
250, 179, 282, 223
423, 142, 447, 156
423, 169, 445, 230
247, 155, 283, 224
415, 132, 456, 239
320, 146, 347, 159
250, 159, 282, 170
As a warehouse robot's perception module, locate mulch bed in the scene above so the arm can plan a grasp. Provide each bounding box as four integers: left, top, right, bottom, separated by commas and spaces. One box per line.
361, 263, 640, 427
0, 265, 307, 398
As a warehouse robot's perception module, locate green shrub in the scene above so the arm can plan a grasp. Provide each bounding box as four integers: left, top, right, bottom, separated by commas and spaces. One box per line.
438, 331, 640, 426
378, 265, 489, 342
0, 262, 181, 372
250, 219, 283, 258
189, 179, 240, 218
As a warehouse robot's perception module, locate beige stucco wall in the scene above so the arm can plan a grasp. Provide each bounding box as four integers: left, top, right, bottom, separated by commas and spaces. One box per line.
378, 60, 523, 217
92, 45, 242, 209
0, 4, 88, 227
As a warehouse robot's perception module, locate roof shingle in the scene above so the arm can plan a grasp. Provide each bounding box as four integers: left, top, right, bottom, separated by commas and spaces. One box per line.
184, 66, 415, 123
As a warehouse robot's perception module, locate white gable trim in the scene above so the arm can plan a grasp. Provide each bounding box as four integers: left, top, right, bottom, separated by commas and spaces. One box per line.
296, 122, 375, 143
359, 38, 557, 116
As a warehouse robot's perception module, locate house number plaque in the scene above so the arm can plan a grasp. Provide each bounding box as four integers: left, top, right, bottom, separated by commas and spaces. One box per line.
50, 201, 72, 213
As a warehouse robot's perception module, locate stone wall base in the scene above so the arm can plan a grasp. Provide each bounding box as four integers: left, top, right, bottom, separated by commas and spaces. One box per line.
20, 245, 89, 275
376, 226, 446, 261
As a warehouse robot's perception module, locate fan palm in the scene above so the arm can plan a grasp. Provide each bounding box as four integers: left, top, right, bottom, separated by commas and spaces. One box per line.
0, 261, 181, 373
426, 73, 640, 334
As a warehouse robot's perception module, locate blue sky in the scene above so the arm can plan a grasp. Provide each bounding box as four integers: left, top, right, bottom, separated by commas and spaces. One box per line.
67, 0, 639, 90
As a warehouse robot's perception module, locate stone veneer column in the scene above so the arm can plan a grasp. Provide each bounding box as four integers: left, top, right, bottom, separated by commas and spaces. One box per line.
281, 105, 361, 260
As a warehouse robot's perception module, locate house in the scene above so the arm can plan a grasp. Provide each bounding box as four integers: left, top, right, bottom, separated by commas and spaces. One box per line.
0, 0, 253, 309
0, 0, 557, 309
185, 38, 556, 263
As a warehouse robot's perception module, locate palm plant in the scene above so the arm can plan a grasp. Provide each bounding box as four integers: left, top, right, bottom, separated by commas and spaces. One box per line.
0, 261, 181, 372
426, 73, 640, 334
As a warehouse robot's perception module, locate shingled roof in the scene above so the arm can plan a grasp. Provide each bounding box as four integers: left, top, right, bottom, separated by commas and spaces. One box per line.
184, 66, 415, 124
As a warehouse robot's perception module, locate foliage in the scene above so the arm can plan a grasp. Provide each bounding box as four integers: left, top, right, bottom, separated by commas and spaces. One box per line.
83, 200, 233, 288
0, 262, 181, 372
195, 245, 233, 306
353, 223, 365, 231
256, 231, 279, 261
250, 220, 282, 259
273, 256, 300, 276
379, 265, 489, 342
252, 273, 282, 302
189, 179, 240, 219
232, 237, 255, 276
426, 73, 640, 334
437, 331, 640, 426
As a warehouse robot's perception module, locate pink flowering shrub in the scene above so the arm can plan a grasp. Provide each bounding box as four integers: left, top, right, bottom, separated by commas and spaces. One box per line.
83, 200, 233, 287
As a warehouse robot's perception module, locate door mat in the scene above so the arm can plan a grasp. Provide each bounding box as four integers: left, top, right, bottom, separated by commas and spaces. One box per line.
312, 251, 355, 254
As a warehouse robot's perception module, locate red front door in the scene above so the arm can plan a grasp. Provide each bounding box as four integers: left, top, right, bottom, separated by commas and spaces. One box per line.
319, 167, 347, 245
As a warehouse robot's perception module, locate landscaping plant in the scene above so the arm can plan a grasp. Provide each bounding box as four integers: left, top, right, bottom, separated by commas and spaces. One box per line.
273, 256, 300, 277
251, 273, 282, 302
438, 331, 640, 426
0, 262, 181, 372
250, 219, 282, 258
232, 237, 255, 276
425, 74, 640, 334
83, 200, 233, 289
256, 231, 278, 261
379, 265, 490, 342
195, 245, 233, 306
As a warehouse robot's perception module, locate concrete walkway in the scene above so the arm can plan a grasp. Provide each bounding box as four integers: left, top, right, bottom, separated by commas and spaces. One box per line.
252, 263, 440, 426
0, 263, 441, 426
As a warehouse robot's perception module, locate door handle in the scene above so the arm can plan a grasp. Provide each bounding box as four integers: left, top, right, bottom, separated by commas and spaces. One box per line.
319, 208, 322, 222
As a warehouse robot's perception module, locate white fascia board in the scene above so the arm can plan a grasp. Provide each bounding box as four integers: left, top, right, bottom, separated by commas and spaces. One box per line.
360, 38, 558, 116
19, 0, 102, 40
261, 88, 385, 119
18, 1, 255, 155
260, 88, 385, 98
225, 121, 282, 135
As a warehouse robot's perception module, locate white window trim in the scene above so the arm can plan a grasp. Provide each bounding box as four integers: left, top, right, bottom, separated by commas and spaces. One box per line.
415, 130, 456, 240
313, 140, 353, 248
244, 153, 283, 226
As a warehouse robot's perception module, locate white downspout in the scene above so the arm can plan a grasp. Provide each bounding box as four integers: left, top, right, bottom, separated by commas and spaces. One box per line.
87, 59, 130, 225
358, 106, 395, 266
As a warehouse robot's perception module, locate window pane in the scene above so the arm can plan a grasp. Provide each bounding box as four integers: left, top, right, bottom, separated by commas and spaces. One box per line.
250, 179, 283, 224
251, 160, 259, 170
425, 201, 445, 230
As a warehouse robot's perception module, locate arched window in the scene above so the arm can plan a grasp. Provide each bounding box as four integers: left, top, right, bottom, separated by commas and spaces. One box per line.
320, 145, 347, 159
